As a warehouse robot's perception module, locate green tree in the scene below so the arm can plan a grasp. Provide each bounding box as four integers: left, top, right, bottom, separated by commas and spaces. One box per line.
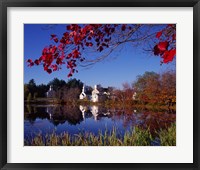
48, 78, 66, 91
37, 84, 49, 97
27, 79, 37, 96
66, 78, 83, 90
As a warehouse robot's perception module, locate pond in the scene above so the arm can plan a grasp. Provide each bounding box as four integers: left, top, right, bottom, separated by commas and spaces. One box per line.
24, 104, 176, 145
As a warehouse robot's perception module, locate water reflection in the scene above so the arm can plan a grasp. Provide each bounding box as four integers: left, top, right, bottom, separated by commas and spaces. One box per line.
24, 104, 175, 139
79, 105, 86, 120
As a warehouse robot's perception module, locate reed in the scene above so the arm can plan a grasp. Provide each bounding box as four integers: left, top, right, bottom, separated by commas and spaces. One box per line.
25, 124, 176, 146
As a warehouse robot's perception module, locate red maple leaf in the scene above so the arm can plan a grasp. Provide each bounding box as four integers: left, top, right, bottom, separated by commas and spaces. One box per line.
162, 49, 176, 63
156, 31, 162, 39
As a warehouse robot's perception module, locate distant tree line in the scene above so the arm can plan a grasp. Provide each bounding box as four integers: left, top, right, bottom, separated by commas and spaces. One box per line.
105, 70, 176, 107
24, 70, 176, 107
24, 78, 83, 101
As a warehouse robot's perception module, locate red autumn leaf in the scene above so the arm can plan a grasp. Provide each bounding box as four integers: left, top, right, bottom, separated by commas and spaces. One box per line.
88, 42, 93, 47
53, 38, 58, 43
44, 66, 48, 71
27, 59, 34, 67
74, 35, 80, 45
156, 31, 162, 39
168, 24, 173, 27
56, 58, 63, 65
63, 32, 69, 38
58, 44, 64, 51
47, 69, 52, 74
157, 41, 169, 51
42, 48, 49, 55
29, 62, 34, 67
162, 49, 176, 63
60, 38, 65, 44
51, 64, 58, 71
67, 73, 72, 77
66, 25, 72, 30
121, 24, 126, 31
153, 45, 160, 55
27, 59, 32, 63
54, 53, 59, 58
98, 46, 103, 52
67, 53, 72, 59
49, 46, 57, 54
34, 59, 40, 65
153, 41, 169, 56
51, 34, 56, 38
172, 34, 176, 41
72, 49, 80, 58
104, 27, 109, 33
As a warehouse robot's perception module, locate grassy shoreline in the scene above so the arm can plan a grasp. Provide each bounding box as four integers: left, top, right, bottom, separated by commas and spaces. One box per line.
25, 124, 176, 146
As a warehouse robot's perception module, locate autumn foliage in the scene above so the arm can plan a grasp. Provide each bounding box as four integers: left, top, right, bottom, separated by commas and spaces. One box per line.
133, 71, 176, 106
27, 24, 176, 77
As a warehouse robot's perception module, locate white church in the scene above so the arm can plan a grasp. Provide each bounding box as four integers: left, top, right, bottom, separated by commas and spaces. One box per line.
79, 84, 99, 102
46, 85, 55, 98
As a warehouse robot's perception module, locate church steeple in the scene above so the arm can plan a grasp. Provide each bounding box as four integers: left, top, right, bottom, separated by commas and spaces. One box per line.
91, 85, 99, 102
79, 84, 86, 99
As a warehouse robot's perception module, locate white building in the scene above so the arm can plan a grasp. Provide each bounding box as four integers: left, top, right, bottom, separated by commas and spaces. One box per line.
79, 84, 101, 102
132, 92, 137, 100
91, 85, 99, 102
46, 85, 55, 98
79, 85, 86, 99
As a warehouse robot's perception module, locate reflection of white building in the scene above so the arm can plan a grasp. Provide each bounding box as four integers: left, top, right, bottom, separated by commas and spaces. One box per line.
102, 111, 110, 116
90, 105, 99, 121
46, 85, 55, 98
79, 85, 86, 99
79, 105, 86, 120
46, 107, 54, 119
91, 85, 99, 102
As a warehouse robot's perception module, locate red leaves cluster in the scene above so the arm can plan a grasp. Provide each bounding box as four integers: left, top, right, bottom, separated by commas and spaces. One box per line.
27, 24, 176, 77
51, 34, 58, 43
154, 41, 169, 56
27, 24, 121, 77
154, 24, 176, 64
27, 59, 34, 67
162, 49, 176, 63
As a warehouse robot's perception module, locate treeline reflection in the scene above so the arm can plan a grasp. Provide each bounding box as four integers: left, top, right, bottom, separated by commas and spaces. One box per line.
24, 104, 175, 132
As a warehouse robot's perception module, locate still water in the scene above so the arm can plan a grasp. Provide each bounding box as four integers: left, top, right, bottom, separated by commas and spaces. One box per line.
24, 105, 175, 140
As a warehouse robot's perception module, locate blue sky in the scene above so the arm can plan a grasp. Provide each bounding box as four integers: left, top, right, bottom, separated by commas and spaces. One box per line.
24, 24, 175, 89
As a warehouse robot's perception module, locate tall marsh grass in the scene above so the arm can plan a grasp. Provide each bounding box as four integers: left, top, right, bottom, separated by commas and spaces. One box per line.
25, 124, 176, 146
159, 123, 176, 146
